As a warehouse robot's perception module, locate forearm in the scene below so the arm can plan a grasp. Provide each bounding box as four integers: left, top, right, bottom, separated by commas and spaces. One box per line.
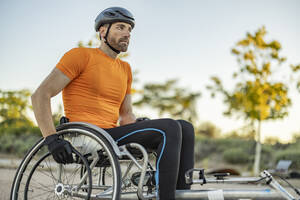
119, 112, 136, 126
31, 91, 56, 138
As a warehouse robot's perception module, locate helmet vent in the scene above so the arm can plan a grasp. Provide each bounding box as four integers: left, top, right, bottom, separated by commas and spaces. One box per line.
115, 10, 134, 20
105, 12, 116, 17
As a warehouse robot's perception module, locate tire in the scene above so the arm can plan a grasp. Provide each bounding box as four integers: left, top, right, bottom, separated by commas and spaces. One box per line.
24, 149, 92, 200
10, 124, 121, 200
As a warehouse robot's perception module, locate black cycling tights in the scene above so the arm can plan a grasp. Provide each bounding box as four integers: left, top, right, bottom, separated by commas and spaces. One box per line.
104, 118, 195, 200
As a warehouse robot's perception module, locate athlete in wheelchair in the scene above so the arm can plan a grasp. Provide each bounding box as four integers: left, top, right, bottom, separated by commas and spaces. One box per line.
10, 7, 299, 200
11, 7, 194, 200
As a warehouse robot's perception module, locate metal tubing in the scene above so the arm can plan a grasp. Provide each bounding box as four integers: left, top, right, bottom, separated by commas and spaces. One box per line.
74, 151, 99, 191
261, 170, 296, 200
193, 177, 263, 184
74, 189, 284, 200
119, 146, 143, 170
128, 143, 149, 200
58, 164, 63, 183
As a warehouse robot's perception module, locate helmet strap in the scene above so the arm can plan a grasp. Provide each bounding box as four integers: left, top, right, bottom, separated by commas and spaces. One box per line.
104, 23, 121, 54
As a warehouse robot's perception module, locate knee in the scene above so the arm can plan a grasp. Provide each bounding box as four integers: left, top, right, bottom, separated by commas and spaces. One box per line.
161, 118, 182, 142
177, 120, 195, 143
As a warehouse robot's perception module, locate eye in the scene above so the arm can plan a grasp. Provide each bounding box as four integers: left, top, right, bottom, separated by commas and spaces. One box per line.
117, 25, 124, 30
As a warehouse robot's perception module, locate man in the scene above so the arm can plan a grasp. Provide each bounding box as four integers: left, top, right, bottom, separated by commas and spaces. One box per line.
31, 7, 195, 200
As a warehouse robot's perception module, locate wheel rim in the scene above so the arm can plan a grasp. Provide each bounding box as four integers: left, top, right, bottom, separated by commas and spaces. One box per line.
12, 128, 121, 200
23, 148, 92, 200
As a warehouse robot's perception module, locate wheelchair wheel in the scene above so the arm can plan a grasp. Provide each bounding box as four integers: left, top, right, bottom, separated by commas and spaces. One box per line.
24, 148, 92, 200
11, 123, 121, 200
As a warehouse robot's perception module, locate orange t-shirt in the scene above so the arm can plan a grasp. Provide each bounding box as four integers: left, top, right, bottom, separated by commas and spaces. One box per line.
56, 48, 132, 128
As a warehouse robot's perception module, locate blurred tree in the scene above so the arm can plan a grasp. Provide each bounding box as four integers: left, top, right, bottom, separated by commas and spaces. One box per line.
0, 89, 64, 136
290, 64, 300, 92
134, 79, 201, 124
224, 122, 255, 140
0, 89, 37, 135
292, 132, 300, 143
197, 121, 221, 138
264, 136, 280, 145
207, 26, 291, 175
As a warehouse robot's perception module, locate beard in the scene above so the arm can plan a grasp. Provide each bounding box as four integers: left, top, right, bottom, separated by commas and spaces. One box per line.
108, 36, 129, 52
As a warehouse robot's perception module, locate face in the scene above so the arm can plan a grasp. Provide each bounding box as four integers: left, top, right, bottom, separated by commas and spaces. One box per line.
100, 22, 132, 52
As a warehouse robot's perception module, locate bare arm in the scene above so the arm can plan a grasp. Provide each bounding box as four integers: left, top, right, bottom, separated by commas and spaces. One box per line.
119, 94, 136, 126
31, 68, 71, 138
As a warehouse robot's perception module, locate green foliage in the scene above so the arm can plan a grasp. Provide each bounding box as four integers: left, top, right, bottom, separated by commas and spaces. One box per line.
260, 144, 275, 169
134, 79, 201, 124
291, 64, 300, 93
207, 26, 292, 174
292, 132, 300, 143
207, 26, 291, 122
0, 133, 41, 157
0, 89, 31, 122
0, 89, 38, 135
215, 137, 255, 154
0, 89, 63, 136
223, 148, 250, 164
194, 136, 286, 170
194, 136, 255, 162
197, 121, 221, 138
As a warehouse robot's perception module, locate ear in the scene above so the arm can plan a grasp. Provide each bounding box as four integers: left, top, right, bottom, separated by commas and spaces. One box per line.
99, 26, 107, 41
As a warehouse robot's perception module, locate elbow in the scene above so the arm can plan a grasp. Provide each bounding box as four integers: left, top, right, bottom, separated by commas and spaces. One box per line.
31, 88, 50, 107
31, 88, 42, 104
31, 90, 38, 102
31, 90, 41, 110
31, 90, 38, 105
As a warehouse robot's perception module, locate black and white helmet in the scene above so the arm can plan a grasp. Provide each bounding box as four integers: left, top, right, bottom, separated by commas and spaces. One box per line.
95, 7, 135, 32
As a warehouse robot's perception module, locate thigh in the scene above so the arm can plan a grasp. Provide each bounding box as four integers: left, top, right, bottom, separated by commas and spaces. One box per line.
105, 118, 182, 149
104, 119, 169, 149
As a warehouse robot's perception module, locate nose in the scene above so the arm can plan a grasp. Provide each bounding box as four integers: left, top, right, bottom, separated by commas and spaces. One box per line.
125, 29, 131, 38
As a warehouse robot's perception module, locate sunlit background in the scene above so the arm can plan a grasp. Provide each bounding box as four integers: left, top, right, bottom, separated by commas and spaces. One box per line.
1, 0, 300, 142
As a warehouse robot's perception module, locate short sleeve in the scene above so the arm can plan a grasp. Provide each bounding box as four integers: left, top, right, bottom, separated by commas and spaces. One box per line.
56, 48, 89, 80
125, 63, 132, 94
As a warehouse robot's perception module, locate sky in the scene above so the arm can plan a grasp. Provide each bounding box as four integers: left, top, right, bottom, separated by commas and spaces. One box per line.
0, 0, 299, 142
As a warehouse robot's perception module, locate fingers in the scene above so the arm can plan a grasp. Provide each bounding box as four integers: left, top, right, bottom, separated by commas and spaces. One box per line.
49, 140, 74, 164
52, 149, 70, 164
64, 143, 74, 163
53, 152, 65, 164
61, 150, 68, 164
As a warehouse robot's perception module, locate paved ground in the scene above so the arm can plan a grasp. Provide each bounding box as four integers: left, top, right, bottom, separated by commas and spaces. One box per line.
0, 168, 16, 200
2, 160, 300, 200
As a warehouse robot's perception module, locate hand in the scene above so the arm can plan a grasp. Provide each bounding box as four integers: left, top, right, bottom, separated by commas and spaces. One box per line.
44, 134, 74, 164
136, 117, 150, 122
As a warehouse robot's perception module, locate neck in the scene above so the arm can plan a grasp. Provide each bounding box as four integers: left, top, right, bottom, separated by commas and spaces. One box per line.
99, 42, 118, 59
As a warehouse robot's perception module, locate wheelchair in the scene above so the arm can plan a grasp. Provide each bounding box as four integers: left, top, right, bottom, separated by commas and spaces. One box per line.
10, 121, 158, 200
10, 121, 300, 200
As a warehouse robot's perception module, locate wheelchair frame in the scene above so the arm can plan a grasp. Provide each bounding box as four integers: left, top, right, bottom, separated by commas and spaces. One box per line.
10, 122, 299, 200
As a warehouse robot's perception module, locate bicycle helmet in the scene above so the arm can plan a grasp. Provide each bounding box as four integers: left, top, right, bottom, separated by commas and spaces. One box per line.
95, 7, 135, 32
94, 7, 135, 54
